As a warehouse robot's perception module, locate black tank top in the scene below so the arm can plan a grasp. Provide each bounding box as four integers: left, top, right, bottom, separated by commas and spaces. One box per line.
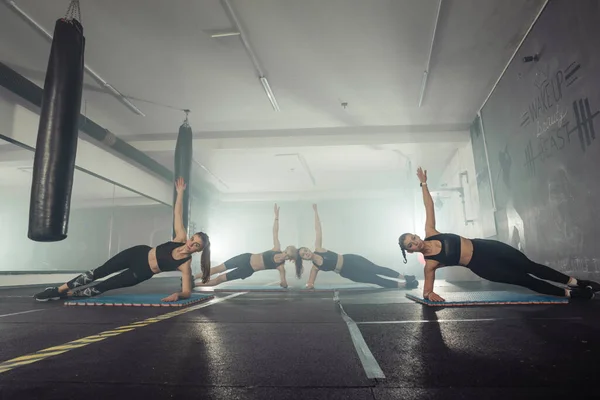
155, 241, 191, 272
313, 250, 338, 271
262, 250, 285, 269
424, 233, 462, 266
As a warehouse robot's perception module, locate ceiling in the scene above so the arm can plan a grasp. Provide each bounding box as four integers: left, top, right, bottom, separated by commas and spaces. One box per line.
0, 0, 546, 200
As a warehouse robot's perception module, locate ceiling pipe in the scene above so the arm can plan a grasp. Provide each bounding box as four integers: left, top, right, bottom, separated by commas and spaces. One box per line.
418, 0, 443, 108
219, 0, 280, 112
297, 154, 316, 187
2, 0, 146, 117
477, 0, 549, 113
193, 158, 229, 190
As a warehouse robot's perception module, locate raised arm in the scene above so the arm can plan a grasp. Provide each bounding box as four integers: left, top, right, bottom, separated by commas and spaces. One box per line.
306, 265, 319, 289
272, 203, 281, 251
173, 177, 187, 243
313, 204, 324, 251
417, 167, 438, 237
423, 260, 445, 302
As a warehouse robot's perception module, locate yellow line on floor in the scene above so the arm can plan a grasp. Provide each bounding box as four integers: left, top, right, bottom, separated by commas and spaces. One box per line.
37, 343, 89, 352
0, 292, 245, 375
1, 350, 70, 365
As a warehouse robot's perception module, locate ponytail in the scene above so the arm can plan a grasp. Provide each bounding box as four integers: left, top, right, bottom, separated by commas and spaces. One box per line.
294, 253, 304, 279
195, 232, 211, 283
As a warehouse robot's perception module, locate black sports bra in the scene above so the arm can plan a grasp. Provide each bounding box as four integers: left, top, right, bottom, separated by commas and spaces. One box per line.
313, 250, 339, 271
424, 233, 462, 266
155, 241, 191, 272
262, 250, 285, 269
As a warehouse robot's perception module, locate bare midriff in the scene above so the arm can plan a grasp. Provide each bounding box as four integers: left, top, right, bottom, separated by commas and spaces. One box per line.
249, 252, 287, 271
335, 254, 345, 271
250, 254, 265, 271
458, 237, 475, 266
147, 248, 160, 274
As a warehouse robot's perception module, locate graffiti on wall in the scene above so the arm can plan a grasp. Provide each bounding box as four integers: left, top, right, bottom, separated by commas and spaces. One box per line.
519, 61, 599, 177
477, 0, 600, 275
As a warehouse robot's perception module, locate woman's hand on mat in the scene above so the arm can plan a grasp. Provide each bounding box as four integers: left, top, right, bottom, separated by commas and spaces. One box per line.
427, 292, 445, 302
162, 293, 179, 302
417, 167, 427, 184
280, 281, 288, 288
175, 177, 187, 193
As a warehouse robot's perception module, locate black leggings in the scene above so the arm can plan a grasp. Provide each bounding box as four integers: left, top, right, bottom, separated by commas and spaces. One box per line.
339, 254, 400, 288
67, 245, 154, 295
223, 253, 255, 281
467, 239, 570, 297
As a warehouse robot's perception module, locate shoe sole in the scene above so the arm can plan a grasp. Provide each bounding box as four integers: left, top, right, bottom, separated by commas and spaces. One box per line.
34, 296, 60, 302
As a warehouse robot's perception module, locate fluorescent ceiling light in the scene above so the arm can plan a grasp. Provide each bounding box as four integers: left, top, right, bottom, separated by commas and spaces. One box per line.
260, 77, 280, 112
210, 31, 241, 38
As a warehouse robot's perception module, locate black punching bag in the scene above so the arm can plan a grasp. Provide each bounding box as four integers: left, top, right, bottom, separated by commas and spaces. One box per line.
28, 18, 85, 242
173, 122, 193, 238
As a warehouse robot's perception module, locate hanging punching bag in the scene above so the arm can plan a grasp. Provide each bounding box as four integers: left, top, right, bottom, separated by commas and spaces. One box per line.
173, 121, 193, 238
28, 17, 85, 242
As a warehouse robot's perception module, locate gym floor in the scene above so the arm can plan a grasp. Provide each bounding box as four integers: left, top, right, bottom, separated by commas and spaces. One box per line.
0, 279, 598, 399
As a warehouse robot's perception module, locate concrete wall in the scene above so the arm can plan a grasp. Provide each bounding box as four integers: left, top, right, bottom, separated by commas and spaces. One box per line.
476, 0, 600, 278
0, 184, 171, 273
434, 141, 483, 282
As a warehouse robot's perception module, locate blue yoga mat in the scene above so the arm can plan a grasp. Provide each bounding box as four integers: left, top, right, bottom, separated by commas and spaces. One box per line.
64, 293, 214, 307
406, 291, 569, 307
211, 284, 380, 292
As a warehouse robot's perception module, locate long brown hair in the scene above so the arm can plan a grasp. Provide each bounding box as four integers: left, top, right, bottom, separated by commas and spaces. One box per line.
195, 232, 211, 283
294, 252, 304, 278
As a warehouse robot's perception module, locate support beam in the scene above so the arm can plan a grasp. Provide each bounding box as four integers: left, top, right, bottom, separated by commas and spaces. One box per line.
127, 123, 470, 141
128, 125, 470, 152
216, 188, 411, 203
0, 62, 172, 182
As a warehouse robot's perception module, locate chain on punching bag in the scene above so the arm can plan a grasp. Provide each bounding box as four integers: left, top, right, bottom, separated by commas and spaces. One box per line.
172, 111, 193, 238
28, 1, 85, 242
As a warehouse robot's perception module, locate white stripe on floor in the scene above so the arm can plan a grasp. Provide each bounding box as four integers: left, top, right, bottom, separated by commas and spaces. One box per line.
356, 317, 583, 324
0, 309, 44, 318
192, 291, 248, 307
334, 290, 385, 380
194, 280, 281, 292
